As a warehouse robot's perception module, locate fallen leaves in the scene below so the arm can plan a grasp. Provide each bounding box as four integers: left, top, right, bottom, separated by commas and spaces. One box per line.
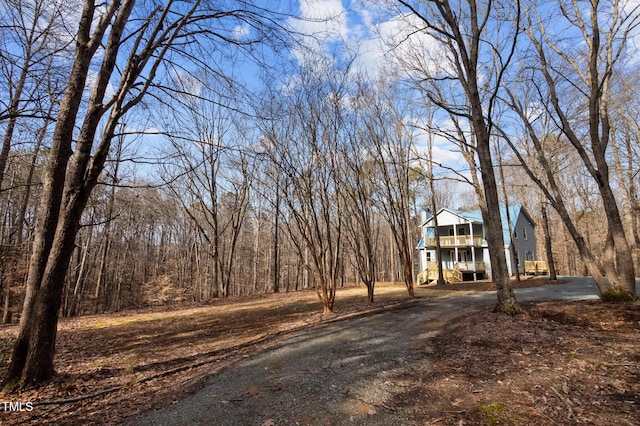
394, 299, 640, 425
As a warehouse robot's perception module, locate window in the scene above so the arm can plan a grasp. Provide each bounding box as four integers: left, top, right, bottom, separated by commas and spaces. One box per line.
523, 226, 528, 240
426, 252, 432, 262
514, 228, 518, 239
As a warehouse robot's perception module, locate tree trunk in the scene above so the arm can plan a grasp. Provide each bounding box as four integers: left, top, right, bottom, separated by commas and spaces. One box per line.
476, 127, 519, 314
20, 198, 84, 387
2, 287, 12, 324
272, 182, 280, 293
541, 203, 557, 281
13, 103, 52, 248
3, 0, 134, 389
429, 176, 445, 286
4, 51, 92, 389
497, 144, 520, 282
598, 180, 636, 295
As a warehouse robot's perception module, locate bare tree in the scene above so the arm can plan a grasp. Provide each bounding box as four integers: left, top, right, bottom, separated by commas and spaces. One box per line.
0, 0, 69, 189
260, 58, 346, 313
503, 0, 639, 297
339, 80, 380, 303
163, 80, 254, 299
395, 0, 522, 313
610, 69, 640, 275
0, 0, 68, 323
412, 103, 451, 286
362, 85, 417, 297
4, 0, 288, 390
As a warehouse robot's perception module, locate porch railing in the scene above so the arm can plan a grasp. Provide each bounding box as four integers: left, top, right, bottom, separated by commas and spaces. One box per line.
425, 261, 486, 272
423, 235, 484, 247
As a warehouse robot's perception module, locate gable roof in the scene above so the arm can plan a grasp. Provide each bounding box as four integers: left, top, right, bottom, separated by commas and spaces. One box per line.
422, 207, 483, 227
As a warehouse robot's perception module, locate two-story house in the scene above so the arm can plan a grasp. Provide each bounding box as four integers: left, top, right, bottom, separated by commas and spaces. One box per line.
416, 204, 537, 283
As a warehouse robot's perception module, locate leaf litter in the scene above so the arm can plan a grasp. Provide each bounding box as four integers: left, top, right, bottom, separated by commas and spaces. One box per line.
0, 278, 637, 425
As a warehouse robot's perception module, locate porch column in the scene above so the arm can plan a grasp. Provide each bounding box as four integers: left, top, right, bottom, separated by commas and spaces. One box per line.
453, 224, 458, 270
470, 221, 477, 281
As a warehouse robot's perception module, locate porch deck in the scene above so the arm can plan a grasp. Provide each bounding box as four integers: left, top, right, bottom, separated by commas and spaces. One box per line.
426, 261, 486, 272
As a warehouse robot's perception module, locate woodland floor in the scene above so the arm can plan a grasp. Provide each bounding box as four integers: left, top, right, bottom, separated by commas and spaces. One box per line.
0, 277, 638, 425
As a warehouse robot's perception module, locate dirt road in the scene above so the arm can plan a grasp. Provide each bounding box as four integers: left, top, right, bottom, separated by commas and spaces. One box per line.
126, 278, 604, 426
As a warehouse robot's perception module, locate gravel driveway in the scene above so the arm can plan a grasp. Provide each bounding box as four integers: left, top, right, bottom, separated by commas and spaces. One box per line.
125, 277, 603, 426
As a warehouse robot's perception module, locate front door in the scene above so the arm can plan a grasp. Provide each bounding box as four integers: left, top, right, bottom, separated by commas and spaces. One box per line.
457, 250, 468, 269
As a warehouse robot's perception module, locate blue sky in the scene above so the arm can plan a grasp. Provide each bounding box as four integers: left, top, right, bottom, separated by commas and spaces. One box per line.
94, 0, 640, 189
285, 0, 470, 169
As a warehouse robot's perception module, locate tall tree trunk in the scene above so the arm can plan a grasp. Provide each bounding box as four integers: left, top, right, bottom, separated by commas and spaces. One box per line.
397, 0, 521, 312
5, 33, 99, 390
3, 0, 133, 389
541, 203, 557, 281
475, 132, 519, 314
272, 177, 280, 293
426, 130, 445, 285
497, 143, 520, 282
516, 0, 636, 297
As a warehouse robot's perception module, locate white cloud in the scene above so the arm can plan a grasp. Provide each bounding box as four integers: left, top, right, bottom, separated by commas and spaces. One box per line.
232, 23, 252, 41
348, 8, 449, 80
413, 126, 467, 167
298, 0, 348, 38
286, 1, 448, 80
288, 0, 349, 62
622, 0, 640, 63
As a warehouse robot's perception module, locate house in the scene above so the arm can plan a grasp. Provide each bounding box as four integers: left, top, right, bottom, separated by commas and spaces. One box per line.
416, 204, 537, 284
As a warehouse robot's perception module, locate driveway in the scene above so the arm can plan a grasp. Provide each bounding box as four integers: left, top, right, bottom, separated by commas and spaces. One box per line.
125, 277, 606, 426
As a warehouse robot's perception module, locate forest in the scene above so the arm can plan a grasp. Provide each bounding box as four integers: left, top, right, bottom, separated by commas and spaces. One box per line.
0, 0, 638, 389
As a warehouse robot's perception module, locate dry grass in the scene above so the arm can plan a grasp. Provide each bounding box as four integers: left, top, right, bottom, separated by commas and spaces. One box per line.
398, 299, 640, 425
0, 282, 448, 425
1, 277, 612, 425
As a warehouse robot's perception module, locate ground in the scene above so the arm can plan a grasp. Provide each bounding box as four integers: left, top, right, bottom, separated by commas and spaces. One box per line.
397, 299, 640, 425
0, 277, 638, 425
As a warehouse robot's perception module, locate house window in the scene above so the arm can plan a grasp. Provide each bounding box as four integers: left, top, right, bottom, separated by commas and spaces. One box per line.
514, 228, 518, 239
523, 226, 528, 240
426, 252, 432, 262
525, 251, 534, 261
515, 251, 520, 266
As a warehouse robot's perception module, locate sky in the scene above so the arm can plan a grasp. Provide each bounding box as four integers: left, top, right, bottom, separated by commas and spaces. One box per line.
37, 0, 637, 191
89, 0, 476, 183
285, 0, 470, 171
290, 0, 628, 213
